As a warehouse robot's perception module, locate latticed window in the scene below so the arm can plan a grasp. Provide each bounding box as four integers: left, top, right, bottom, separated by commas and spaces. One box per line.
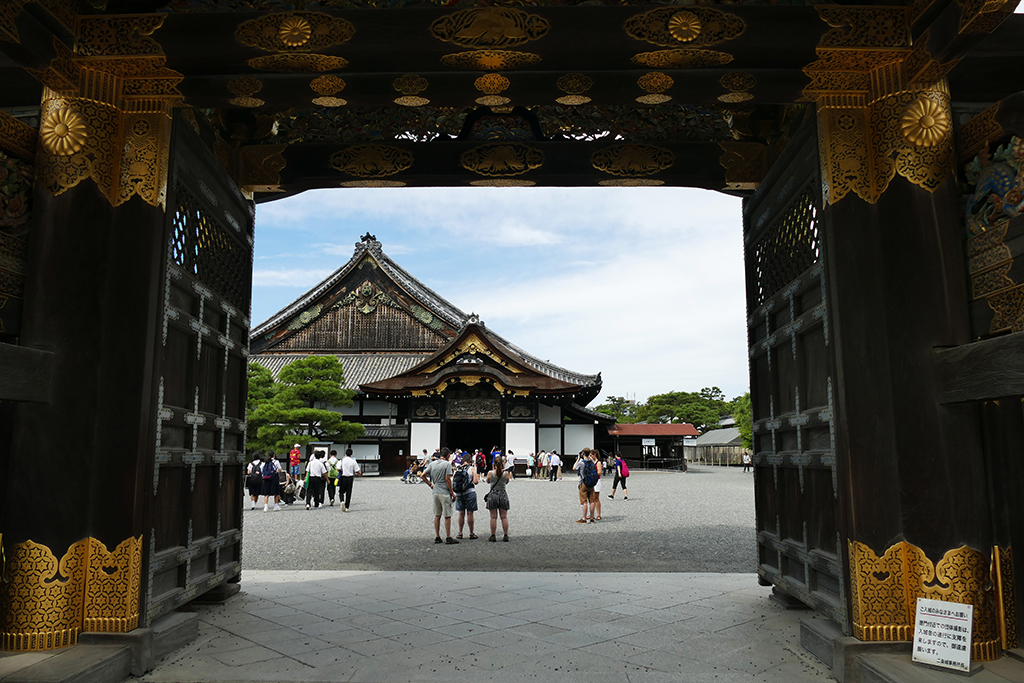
749, 187, 820, 308
170, 187, 248, 309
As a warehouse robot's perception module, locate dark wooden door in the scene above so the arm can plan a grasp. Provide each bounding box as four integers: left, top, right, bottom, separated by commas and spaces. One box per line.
144, 115, 254, 625
744, 119, 846, 629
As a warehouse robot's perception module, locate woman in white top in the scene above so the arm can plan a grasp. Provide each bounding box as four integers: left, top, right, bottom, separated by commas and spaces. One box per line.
246, 456, 263, 509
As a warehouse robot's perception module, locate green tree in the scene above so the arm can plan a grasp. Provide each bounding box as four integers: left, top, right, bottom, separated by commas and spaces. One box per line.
246, 362, 278, 452
594, 396, 639, 423
249, 356, 365, 453
731, 392, 753, 450
637, 387, 731, 432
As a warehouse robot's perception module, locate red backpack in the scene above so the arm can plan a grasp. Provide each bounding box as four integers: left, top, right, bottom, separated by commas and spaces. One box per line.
619, 458, 629, 477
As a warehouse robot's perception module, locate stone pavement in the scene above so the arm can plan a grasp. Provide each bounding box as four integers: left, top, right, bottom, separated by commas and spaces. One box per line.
139, 570, 836, 683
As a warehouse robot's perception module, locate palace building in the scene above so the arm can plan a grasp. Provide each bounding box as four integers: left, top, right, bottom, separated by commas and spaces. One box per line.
250, 234, 613, 473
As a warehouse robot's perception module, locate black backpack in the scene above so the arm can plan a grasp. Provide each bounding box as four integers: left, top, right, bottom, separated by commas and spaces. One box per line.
452, 467, 469, 494
476, 453, 486, 472
582, 460, 599, 487
246, 462, 263, 488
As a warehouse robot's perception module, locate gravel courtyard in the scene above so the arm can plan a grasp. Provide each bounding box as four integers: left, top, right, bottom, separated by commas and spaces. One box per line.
242, 466, 756, 573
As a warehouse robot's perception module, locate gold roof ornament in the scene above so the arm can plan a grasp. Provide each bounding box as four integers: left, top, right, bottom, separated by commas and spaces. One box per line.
461, 144, 543, 177
279, 16, 312, 47
228, 76, 265, 107
718, 71, 756, 103
900, 96, 951, 148
631, 49, 733, 69
637, 72, 673, 104
247, 54, 348, 72
393, 74, 429, 106
310, 75, 346, 107
330, 145, 414, 178
236, 12, 355, 52
475, 73, 511, 106
430, 8, 550, 49
668, 11, 702, 42
440, 50, 540, 71
591, 144, 674, 177
40, 107, 87, 156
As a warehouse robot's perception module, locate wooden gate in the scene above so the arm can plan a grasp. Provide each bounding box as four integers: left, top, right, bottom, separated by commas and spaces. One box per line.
145, 115, 253, 625
744, 120, 845, 628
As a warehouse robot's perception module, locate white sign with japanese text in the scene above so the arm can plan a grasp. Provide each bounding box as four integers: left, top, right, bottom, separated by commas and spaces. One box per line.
912, 597, 973, 673
642, 438, 655, 446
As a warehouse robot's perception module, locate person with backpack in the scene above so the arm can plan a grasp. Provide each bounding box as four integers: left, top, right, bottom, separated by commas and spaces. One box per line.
246, 453, 264, 510
259, 453, 283, 512
484, 454, 511, 542
609, 451, 629, 500
573, 448, 602, 524
452, 460, 480, 539
326, 450, 341, 506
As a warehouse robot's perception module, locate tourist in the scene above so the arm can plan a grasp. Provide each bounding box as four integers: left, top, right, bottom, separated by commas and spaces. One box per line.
259, 453, 283, 512
742, 452, 752, 473
338, 447, 362, 511
475, 448, 487, 473
537, 450, 547, 479
527, 452, 536, 478
484, 454, 511, 542
326, 449, 341, 506
421, 448, 458, 544
574, 448, 601, 523
592, 450, 603, 520
609, 451, 629, 500
246, 453, 263, 510
548, 451, 561, 481
454, 460, 480, 540
305, 451, 328, 509
507, 450, 516, 479
288, 443, 302, 481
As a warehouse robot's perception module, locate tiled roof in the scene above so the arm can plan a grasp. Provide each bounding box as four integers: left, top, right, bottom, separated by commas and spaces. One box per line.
608, 423, 701, 437
568, 402, 617, 424
694, 427, 743, 445
363, 425, 410, 439
249, 237, 601, 390
252, 353, 432, 390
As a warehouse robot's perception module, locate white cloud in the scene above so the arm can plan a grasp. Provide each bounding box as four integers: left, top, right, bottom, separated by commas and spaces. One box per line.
252, 268, 334, 288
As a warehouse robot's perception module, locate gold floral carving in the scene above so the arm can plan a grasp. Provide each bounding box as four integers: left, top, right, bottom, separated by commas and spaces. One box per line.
636, 94, 671, 105
721, 71, 756, 92
967, 222, 1010, 274
461, 144, 543, 177
972, 262, 1014, 299
330, 145, 413, 178
591, 144, 674, 177
395, 96, 429, 107
599, 179, 665, 187
848, 540, 1006, 660
957, 103, 1003, 164
39, 107, 86, 156
235, 12, 355, 52
899, 97, 950, 147
0, 0, 26, 44
440, 50, 540, 71
77, 15, 167, 57
393, 74, 428, 95
986, 286, 1024, 333
817, 8, 911, 50
0, 536, 142, 651
638, 73, 673, 94
475, 74, 510, 94
422, 334, 520, 374
228, 76, 264, 108
0, 111, 37, 160
631, 49, 733, 69
957, 0, 1017, 34
247, 54, 349, 72
312, 97, 346, 107
668, 11, 701, 43
556, 73, 592, 105
476, 95, 511, 107
311, 75, 345, 96
624, 7, 745, 48
719, 142, 768, 190
430, 8, 549, 49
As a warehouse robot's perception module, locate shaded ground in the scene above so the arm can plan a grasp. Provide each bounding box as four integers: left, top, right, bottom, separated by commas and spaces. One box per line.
242, 466, 756, 572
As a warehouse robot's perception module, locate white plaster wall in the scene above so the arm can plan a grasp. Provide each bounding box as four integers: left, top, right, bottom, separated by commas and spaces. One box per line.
505, 423, 536, 459
538, 427, 561, 454
564, 424, 594, 456
411, 422, 441, 457
538, 403, 561, 424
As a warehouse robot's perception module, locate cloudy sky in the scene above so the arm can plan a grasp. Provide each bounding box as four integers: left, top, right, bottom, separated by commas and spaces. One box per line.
251, 187, 750, 404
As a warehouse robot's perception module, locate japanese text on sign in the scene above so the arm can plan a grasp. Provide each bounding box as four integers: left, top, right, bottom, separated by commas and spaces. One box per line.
912, 597, 973, 673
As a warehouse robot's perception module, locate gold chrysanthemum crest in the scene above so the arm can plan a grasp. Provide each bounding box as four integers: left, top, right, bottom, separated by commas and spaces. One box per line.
40, 107, 88, 156
668, 11, 702, 42
279, 16, 312, 47
900, 97, 951, 148
236, 12, 354, 52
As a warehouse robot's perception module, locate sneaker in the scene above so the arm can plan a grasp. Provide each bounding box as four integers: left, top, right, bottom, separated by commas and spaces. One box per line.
306, 504, 311, 510
251, 504, 256, 510
273, 504, 280, 511
435, 537, 443, 544
329, 501, 334, 506
445, 537, 459, 545
503, 535, 509, 542
488, 535, 496, 542
588, 519, 595, 524
607, 495, 614, 499
263, 504, 268, 512
624, 496, 628, 500
575, 519, 587, 524
343, 505, 348, 512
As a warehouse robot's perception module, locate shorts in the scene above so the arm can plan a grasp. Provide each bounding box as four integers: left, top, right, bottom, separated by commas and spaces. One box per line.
455, 489, 478, 512
290, 464, 300, 477
578, 483, 597, 504
432, 493, 453, 518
